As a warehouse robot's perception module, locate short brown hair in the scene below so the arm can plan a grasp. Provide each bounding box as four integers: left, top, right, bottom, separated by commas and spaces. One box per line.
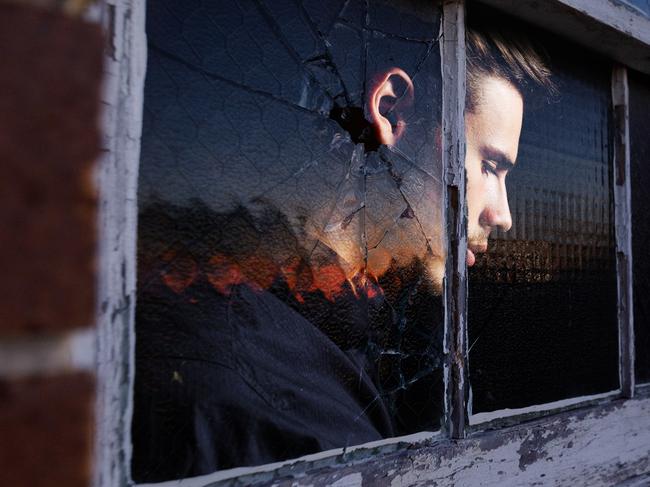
466, 12, 555, 112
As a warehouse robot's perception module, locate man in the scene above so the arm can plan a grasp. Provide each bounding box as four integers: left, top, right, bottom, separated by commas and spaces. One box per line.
463, 24, 553, 266
133, 10, 553, 482
368, 21, 553, 278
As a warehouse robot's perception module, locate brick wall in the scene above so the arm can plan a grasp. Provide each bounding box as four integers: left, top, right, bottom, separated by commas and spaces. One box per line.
0, 3, 104, 486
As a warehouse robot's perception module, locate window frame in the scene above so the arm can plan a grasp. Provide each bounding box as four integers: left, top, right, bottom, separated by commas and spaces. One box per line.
93, 1, 650, 485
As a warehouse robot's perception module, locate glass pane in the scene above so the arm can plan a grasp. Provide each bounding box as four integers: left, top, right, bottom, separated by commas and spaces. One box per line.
466, 9, 619, 414
630, 69, 650, 384
133, 0, 444, 481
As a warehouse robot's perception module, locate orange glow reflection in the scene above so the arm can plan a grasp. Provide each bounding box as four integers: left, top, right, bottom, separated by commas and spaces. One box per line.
160, 251, 391, 301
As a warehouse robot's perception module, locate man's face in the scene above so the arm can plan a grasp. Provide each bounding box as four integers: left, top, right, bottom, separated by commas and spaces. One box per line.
465, 75, 523, 266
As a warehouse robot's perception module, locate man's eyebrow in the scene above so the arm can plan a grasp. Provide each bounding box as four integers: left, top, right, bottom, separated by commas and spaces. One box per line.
480, 145, 516, 171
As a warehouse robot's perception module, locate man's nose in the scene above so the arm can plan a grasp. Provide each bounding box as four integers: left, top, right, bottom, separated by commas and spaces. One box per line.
490, 181, 512, 232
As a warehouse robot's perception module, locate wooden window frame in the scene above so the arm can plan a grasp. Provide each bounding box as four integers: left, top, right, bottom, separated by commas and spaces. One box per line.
93, 1, 650, 485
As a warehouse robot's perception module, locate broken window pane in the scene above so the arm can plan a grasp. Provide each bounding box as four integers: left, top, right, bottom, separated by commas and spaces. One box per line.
132, 0, 444, 482
466, 10, 619, 414
630, 69, 650, 384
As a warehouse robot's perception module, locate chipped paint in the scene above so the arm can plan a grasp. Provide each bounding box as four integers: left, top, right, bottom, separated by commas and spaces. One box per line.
329, 473, 362, 487
248, 398, 650, 487
139, 433, 441, 487
131, 397, 650, 487
441, 0, 469, 441
612, 66, 636, 399
94, 1, 146, 487
516, 423, 573, 471
469, 390, 620, 425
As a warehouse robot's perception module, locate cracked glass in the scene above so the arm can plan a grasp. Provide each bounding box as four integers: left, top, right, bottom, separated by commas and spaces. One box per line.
132, 0, 444, 482
466, 10, 619, 414
630, 69, 650, 385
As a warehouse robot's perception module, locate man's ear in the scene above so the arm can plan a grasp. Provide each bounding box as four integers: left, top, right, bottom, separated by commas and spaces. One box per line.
368, 68, 414, 146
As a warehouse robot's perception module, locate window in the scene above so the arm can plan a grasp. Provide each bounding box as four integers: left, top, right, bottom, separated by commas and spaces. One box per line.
467, 13, 619, 416
133, 1, 445, 481
94, 1, 650, 485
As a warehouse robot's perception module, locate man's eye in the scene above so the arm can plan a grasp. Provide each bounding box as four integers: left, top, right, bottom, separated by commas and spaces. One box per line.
481, 160, 498, 176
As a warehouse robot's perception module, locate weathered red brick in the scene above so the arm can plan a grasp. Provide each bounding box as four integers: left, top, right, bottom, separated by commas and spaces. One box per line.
0, 5, 104, 334
0, 373, 95, 487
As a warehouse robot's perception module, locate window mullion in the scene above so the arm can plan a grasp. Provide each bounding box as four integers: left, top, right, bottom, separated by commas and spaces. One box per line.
441, 0, 469, 439
612, 65, 635, 398
95, 0, 147, 485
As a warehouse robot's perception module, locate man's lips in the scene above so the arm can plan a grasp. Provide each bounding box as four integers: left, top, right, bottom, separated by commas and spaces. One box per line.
467, 248, 476, 267
467, 242, 488, 267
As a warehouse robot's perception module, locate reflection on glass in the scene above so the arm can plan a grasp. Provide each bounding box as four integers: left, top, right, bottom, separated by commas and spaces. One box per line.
466, 10, 619, 413
630, 69, 650, 384
133, 0, 444, 481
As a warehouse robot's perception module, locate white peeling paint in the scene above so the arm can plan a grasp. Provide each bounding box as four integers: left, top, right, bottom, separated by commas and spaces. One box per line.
138, 431, 440, 487
293, 398, 650, 487
612, 65, 635, 399
330, 473, 362, 487
469, 390, 620, 425
441, 0, 469, 440
93, 1, 146, 487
